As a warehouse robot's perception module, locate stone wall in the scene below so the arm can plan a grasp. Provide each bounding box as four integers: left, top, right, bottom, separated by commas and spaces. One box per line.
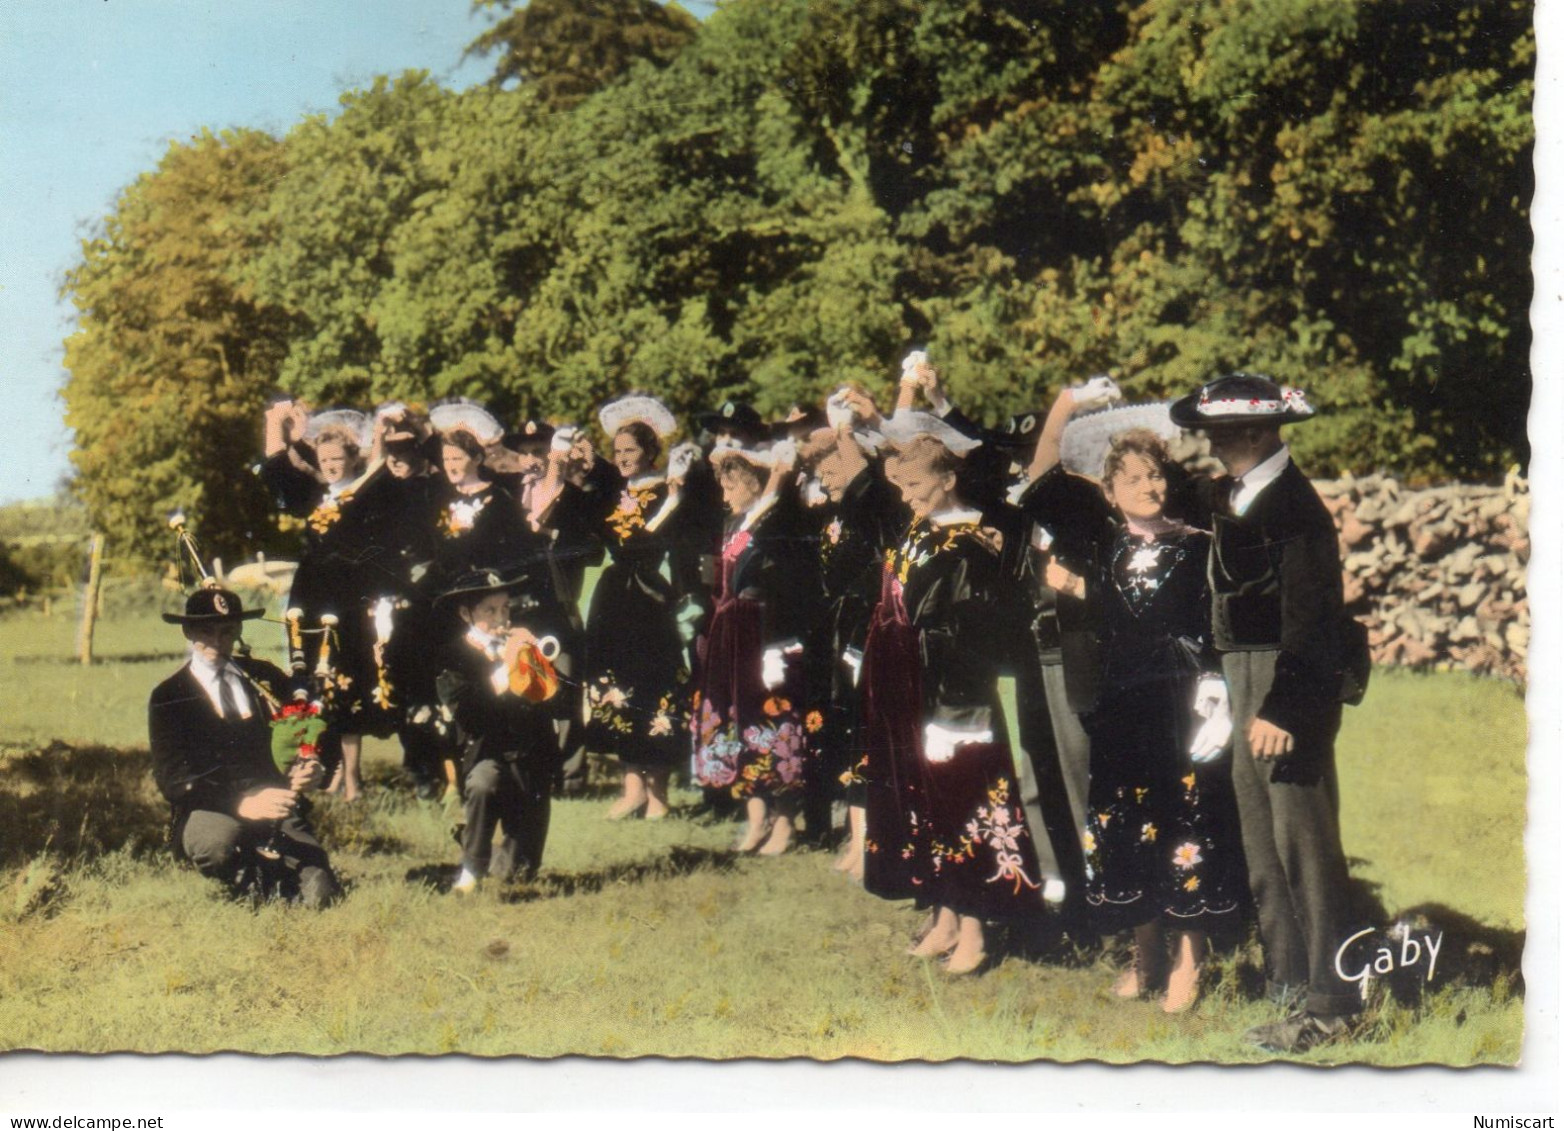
1315, 472, 1529, 682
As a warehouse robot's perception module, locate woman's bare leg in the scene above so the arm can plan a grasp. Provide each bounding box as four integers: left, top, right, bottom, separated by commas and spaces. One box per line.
643, 766, 670, 820
1163, 928, 1206, 1013
339, 734, 363, 802
834, 804, 866, 872
944, 915, 987, 975
606, 768, 648, 820
1113, 920, 1167, 999
908, 905, 959, 958
758, 802, 795, 856
736, 796, 769, 852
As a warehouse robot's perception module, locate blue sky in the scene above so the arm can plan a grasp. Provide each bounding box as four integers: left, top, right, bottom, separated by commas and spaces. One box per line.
0, 0, 715, 505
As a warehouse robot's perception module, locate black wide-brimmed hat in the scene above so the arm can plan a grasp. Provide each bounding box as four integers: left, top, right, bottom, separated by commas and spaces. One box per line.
433, 568, 527, 609
989, 410, 1046, 449
505, 419, 556, 450
162, 586, 265, 625
695, 399, 767, 441
1169, 372, 1316, 429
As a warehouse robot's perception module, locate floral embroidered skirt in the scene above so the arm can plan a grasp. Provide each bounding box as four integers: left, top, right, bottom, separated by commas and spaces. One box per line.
690, 596, 807, 800
1081, 675, 1244, 931
860, 597, 1043, 920
583, 561, 688, 767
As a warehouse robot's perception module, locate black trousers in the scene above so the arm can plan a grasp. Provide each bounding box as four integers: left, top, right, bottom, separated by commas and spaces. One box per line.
1225, 650, 1360, 1016
180, 808, 339, 909
463, 759, 551, 881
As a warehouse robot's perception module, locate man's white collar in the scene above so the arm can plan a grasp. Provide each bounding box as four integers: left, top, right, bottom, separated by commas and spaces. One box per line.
1231, 444, 1291, 516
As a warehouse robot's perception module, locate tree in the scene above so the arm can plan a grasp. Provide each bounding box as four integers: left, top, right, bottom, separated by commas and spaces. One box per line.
61, 130, 295, 563
238, 72, 456, 406
465, 0, 698, 108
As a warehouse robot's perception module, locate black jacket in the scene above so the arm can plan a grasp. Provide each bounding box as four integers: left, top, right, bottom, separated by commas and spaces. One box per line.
148, 657, 292, 832
1199, 461, 1346, 759
436, 638, 560, 781
1014, 465, 1117, 710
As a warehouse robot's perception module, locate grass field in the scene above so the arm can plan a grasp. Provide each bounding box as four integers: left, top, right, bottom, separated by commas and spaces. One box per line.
0, 604, 1528, 1064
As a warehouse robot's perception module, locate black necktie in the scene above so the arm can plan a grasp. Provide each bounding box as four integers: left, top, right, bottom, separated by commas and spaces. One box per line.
217, 669, 242, 719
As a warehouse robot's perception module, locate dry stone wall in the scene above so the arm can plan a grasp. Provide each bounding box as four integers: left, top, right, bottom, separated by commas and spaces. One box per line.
1315, 472, 1529, 682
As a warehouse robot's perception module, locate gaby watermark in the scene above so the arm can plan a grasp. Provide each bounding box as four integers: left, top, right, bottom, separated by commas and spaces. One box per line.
1334, 922, 1445, 998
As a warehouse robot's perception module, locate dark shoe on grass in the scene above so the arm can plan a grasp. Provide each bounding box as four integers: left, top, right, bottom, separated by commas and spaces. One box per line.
1244, 1011, 1353, 1054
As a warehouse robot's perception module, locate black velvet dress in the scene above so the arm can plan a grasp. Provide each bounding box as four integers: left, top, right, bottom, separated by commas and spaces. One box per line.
860, 513, 1044, 920
1079, 525, 1244, 930
689, 497, 819, 800
582, 474, 690, 768
262, 451, 394, 736
807, 468, 909, 808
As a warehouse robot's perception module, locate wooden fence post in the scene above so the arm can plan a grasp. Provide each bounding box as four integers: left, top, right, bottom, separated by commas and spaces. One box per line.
77, 533, 105, 667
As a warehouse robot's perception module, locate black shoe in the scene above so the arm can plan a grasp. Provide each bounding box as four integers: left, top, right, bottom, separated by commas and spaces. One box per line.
1244, 1011, 1353, 1054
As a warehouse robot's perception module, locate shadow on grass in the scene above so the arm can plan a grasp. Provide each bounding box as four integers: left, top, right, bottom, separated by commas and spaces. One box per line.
0, 741, 168, 868
402, 843, 741, 899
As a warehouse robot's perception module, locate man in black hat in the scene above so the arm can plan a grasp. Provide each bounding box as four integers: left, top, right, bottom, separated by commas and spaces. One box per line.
1170, 372, 1360, 1052
148, 587, 339, 908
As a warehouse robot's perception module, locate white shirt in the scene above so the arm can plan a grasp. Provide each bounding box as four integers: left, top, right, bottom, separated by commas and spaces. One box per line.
465, 625, 513, 695
1230, 444, 1291, 517
188, 650, 254, 719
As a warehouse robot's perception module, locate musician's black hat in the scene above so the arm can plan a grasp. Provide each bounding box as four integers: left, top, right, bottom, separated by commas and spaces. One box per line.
434, 568, 528, 610
161, 586, 265, 625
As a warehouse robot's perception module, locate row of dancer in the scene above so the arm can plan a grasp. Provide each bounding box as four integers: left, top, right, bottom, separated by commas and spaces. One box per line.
238, 358, 1361, 1049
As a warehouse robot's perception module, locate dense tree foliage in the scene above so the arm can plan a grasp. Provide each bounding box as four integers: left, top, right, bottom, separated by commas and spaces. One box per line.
61, 0, 1533, 558
465, 0, 699, 107
61, 130, 296, 562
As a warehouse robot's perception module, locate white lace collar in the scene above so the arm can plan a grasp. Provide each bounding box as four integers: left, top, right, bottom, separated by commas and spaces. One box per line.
928, 506, 982, 528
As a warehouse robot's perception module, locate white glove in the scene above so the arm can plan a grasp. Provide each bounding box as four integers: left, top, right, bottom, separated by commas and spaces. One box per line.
770, 437, 797, 471
371, 597, 395, 644
841, 647, 863, 687
900, 349, 929, 384
1071, 375, 1123, 411
667, 441, 701, 481
825, 390, 855, 429
1189, 714, 1232, 763
550, 425, 579, 454
1189, 676, 1232, 762
923, 721, 993, 764
761, 648, 787, 691
1192, 675, 1228, 719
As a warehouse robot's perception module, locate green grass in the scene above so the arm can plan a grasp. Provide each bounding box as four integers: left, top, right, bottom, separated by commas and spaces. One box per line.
0, 608, 1528, 1063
